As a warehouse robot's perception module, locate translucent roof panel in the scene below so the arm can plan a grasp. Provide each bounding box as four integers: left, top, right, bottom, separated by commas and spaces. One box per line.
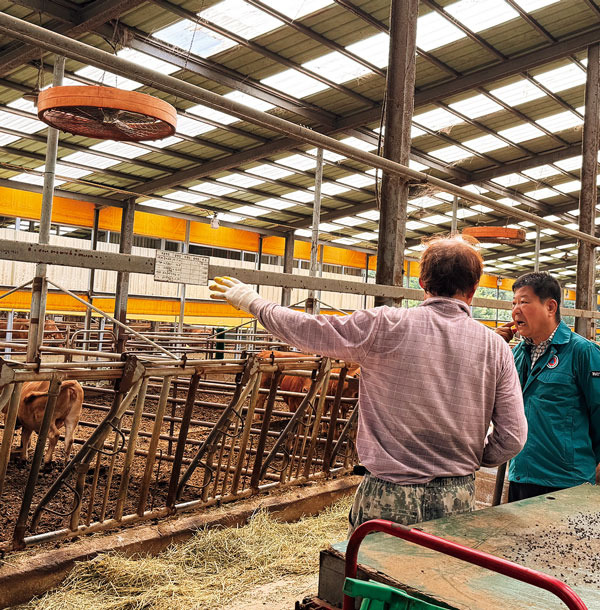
429, 145, 473, 163
498, 123, 545, 143
167, 190, 209, 203
176, 115, 214, 137
218, 212, 243, 223
411, 125, 427, 138
462, 134, 506, 153
302, 51, 372, 84
258, 0, 333, 19
258, 198, 296, 210
186, 103, 239, 125
117, 48, 180, 75
346, 33, 390, 69
217, 173, 264, 188
406, 220, 427, 230
448, 94, 503, 119
522, 165, 561, 180
445, 0, 519, 33
231, 205, 268, 217
409, 160, 429, 171
416, 11, 465, 52
310, 182, 350, 196
278, 154, 317, 171
331, 237, 360, 245
7, 98, 36, 112
533, 64, 586, 93
353, 231, 379, 241
555, 180, 581, 193
554, 156, 582, 171
75, 66, 141, 90
60, 151, 120, 170
261, 69, 329, 98
524, 187, 559, 200
357, 210, 380, 221
336, 216, 367, 227
489, 79, 546, 106
154, 19, 236, 58
0, 109, 44, 134
337, 174, 375, 188
410, 196, 443, 208
413, 107, 463, 131
423, 214, 451, 225
282, 190, 315, 203
338, 137, 377, 152
140, 198, 183, 211
0, 134, 20, 146
223, 91, 274, 113
294, 229, 312, 237
146, 135, 183, 148
190, 182, 236, 196
307, 148, 346, 162
246, 164, 293, 180
316, 222, 340, 232
490, 173, 530, 187
200, 0, 283, 40
90, 141, 147, 159
536, 111, 583, 132
40, 163, 91, 179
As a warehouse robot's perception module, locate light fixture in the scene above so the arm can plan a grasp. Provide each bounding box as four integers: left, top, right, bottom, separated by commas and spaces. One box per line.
210, 213, 220, 229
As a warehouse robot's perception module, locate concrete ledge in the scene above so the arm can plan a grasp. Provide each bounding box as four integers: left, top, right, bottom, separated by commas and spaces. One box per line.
0, 476, 360, 609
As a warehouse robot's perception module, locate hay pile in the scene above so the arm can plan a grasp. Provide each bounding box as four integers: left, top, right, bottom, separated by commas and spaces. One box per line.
21, 495, 352, 610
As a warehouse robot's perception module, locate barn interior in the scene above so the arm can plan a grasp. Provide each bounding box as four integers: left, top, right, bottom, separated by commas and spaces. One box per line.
0, 0, 599, 608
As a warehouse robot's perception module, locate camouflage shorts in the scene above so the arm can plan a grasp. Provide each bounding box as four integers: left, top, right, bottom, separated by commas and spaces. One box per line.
348, 472, 475, 536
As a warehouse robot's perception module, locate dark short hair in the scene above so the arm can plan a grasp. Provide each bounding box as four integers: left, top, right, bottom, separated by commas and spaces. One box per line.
419, 235, 483, 297
512, 272, 561, 322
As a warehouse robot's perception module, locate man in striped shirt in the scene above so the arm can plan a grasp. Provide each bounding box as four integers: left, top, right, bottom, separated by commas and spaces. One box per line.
210, 235, 527, 531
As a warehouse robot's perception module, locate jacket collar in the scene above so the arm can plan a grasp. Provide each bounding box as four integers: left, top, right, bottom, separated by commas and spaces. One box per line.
419, 296, 471, 316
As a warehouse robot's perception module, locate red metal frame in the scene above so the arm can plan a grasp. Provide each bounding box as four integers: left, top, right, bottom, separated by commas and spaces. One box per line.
343, 519, 588, 610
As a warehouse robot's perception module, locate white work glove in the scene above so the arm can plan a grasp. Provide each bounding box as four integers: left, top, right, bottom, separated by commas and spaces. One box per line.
209, 276, 261, 313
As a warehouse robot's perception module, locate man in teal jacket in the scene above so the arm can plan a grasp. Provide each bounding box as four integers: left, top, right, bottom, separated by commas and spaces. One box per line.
497, 272, 600, 501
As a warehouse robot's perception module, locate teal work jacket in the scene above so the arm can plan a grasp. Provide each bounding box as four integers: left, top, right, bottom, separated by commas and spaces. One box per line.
508, 321, 600, 488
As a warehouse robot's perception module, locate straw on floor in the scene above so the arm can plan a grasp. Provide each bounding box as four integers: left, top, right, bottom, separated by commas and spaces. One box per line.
20, 495, 353, 610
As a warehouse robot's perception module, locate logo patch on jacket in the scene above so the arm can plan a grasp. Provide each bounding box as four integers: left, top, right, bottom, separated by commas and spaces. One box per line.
592, 371, 600, 377
547, 355, 559, 369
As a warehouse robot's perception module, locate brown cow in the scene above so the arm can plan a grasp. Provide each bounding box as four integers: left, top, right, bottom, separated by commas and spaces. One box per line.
2, 380, 84, 467
0, 317, 64, 343
254, 350, 359, 420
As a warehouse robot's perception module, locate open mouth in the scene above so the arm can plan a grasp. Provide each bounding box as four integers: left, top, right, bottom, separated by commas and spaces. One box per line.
515, 320, 527, 329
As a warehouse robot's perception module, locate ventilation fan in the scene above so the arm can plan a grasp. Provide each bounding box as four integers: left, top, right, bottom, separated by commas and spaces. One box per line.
37, 86, 177, 141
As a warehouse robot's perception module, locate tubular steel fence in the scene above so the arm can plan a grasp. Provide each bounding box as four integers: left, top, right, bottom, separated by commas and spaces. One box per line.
0, 353, 358, 552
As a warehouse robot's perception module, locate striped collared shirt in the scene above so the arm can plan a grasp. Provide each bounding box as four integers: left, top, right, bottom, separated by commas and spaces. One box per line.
524, 325, 559, 368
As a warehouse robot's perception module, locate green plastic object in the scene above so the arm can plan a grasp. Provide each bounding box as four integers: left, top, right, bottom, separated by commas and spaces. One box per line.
343, 578, 448, 610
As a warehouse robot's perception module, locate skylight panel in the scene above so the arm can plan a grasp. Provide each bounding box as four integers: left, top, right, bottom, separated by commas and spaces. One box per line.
555, 180, 581, 193
218, 212, 243, 223
411, 125, 426, 138
117, 48, 179, 75
75, 66, 141, 90
336, 216, 367, 227
413, 108, 463, 131
147, 136, 182, 148
307, 148, 345, 162
154, 20, 236, 58
278, 154, 316, 171
257, 198, 295, 210
302, 51, 371, 84
60, 151, 120, 170
9, 172, 64, 187
337, 174, 375, 188
140, 198, 183, 211
357, 210, 380, 221
191, 182, 236, 196
346, 33, 390, 68
259, 0, 333, 19
176, 115, 213, 137
90, 141, 146, 159
409, 160, 429, 172
261, 69, 328, 98
186, 103, 238, 125
200, 0, 282, 39
522, 165, 560, 180
331, 237, 360, 245
231, 205, 268, 217
246, 164, 293, 180
423, 214, 450, 225
449, 95, 503, 119
456, 208, 478, 218
406, 220, 427, 230
295, 229, 312, 237
338, 137, 377, 152
534, 64, 586, 93
524, 187, 559, 200
491, 173, 529, 187
554, 156, 581, 171
429, 145, 472, 163
496, 197, 519, 207
217, 173, 264, 188
282, 190, 314, 203
353, 231, 378, 241
515, 2, 560, 15
38, 163, 91, 180
0, 110, 44, 134
223, 91, 274, 113
489, 80, 545, 106
310, 182, 349, 196
536, 111, 583, 131
167, 190, 209, 203
445, 0, 518, 33
315, 222, 339, 232
7, 97, 36, 112
0, 134, 19, 146
410, 196, 440, 208
462, 134, 506, 153
498, 123, 544, 143
416, 11, 465, 51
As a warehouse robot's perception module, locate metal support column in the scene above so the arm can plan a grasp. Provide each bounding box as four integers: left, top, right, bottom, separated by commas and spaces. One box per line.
114, 198, 136, 353
451, 196, 459, 234
84, 205, 100, 341
375, 0, 419, 307
363, 254, 370, 309
281, 233, 295, 307
177, 220, 191, 334
575, 43, 600, 339
306, 148, 324, 315
534, 226, 541, 273
26, 55, 64, 362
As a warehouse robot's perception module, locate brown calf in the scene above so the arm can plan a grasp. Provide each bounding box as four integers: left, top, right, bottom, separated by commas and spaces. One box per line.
2, 380, 84, 466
